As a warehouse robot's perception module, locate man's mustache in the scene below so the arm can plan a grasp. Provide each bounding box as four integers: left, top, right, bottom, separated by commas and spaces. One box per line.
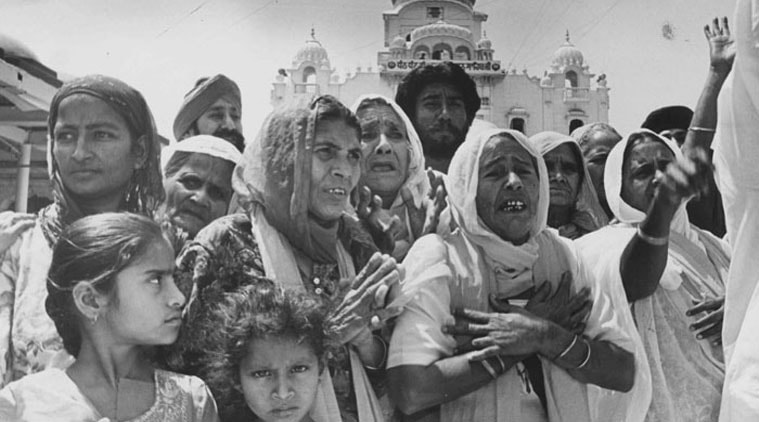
212, 127, 245, 152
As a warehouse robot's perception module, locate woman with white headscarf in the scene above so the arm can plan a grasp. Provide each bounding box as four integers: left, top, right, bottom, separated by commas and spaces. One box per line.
387, 128, 649, 422
160, 134, 242, 240
530, 131, 609, 239
576, 129, 727, 421
351, 95, 445, 260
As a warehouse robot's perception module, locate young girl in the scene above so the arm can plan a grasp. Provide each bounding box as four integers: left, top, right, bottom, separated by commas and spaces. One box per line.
0, 213, 218, 421
198, 277, 330, 422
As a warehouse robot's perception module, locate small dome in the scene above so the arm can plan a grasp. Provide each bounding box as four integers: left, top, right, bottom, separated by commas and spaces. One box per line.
411, 20, 473, 43
551, 31, 584, 68
477, 31, 492, 50
294, 29, 329, 66
390, 34, 406, 50
0, 33, 39, 61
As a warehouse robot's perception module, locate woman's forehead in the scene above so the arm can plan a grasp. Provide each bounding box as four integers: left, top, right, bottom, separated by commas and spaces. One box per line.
357, 103, 402, 124
481, 134, 530, 162
627, 137, 674, 164
56, 93, 125, 124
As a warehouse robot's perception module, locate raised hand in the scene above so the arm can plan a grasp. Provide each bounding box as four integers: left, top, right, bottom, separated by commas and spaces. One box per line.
328, 252, 402, 346
401, 180, 446, 240
0, 211, 35, 254
356, 185, 402, 253
704, 17, 735, 75
686, 296, 724, 346
519, 272, 591, 335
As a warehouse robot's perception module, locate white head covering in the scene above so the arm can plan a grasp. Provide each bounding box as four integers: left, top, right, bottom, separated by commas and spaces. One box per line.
161, 135, 242, 176
447, 127, 550, 285
351, 94, 430, 209
604, 128, 693, 238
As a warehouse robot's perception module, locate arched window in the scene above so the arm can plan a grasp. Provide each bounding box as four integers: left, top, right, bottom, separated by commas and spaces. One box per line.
414, 45, 430, 60
565, 70, 578, 88
454, 46, 471, 61
569, 119, 584, 134
510, 118, 525, 133
432, 43, 452, 60
302, 66, 316, 84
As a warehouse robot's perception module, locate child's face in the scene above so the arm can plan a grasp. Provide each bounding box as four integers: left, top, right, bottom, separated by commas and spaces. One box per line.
239, 336, 321, 422
102, 237, 185, 346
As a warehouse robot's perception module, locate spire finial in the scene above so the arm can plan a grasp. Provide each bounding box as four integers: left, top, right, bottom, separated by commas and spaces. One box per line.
483, 30, 487, 38
311, 26, 315, 39
565, 30, 570, 43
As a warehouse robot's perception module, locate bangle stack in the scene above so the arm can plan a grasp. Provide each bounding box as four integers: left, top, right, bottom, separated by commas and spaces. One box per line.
362, 335, 387, 371
636, 226, 668, 246
688, 126, 716, 133
553, 334, 592, 370
576, 338, 592, 370
481, 355, 507, 380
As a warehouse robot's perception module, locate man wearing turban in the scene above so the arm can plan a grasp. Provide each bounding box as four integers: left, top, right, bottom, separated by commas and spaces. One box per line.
173, 74, 245, 152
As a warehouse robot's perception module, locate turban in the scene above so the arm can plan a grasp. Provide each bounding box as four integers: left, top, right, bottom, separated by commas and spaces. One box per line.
641, 105, 693, 133
173, 74, 242, 141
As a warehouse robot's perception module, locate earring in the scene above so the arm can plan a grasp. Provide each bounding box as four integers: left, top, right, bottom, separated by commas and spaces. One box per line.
89, 314, 99, 325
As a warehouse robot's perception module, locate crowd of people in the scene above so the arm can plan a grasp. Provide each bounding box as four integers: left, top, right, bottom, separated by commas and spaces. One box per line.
0, 6, 754, 422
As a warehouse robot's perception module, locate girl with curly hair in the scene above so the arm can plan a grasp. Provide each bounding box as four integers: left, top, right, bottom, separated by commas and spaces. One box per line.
201, 279, 330, 422
0, 213, 218, 421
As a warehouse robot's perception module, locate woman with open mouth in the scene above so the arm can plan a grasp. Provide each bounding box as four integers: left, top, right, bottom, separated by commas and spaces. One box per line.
530, 131, 608, 240
352, 94, 446, 260
576, 129, 727, 421
387, 127, 650, 422
0, 75, 165, 387
170, 95, 401, 422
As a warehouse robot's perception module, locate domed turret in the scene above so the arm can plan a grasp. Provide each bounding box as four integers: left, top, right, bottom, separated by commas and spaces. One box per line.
476, 31, 492, 50
411, 20, 473, 43
551, 31, 584, 68
390, 34, 406, 50
293, 28, 330, 67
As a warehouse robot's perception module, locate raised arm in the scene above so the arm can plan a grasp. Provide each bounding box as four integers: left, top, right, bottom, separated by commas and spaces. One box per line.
683, 17, 735, 154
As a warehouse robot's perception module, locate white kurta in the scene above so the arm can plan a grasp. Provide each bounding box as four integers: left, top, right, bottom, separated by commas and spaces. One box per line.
713, 0, 759, 419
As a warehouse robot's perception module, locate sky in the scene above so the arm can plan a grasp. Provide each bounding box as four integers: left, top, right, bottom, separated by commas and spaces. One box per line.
0, 0, 737, 140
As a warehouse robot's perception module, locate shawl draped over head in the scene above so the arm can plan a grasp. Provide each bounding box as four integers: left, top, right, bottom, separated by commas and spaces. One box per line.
351, 94, 431, 257
40, 74, 164, 246
232, 94, 383, 422
160, 134, 243, 175
530, 131, 609, 237
173, 74, 241, 141
577, 128, 727, 421
388, 127, 650, 421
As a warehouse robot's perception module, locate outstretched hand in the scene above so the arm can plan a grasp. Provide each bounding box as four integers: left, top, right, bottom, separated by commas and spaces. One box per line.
356, 186, 402, 253
655, 147, 713, 207
705, 17, 735, 75
402, 168, 447, 240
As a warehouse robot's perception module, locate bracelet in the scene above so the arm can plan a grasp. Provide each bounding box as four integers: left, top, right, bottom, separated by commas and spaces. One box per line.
481, 359, 498, 379
494, 355, 506, 374
688, 126, 716, 133
362, 335, 387, 371
576, 338, 592, 369
636, 226, 668, 246
554, 334, 579, 361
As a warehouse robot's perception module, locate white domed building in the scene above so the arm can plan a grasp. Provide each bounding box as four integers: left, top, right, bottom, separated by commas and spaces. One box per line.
0, 32, 62, 212
271, 0, 609, 135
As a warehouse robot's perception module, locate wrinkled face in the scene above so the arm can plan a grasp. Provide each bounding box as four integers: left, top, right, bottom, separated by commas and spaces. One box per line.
103, 238, 184, 346
162, 153, 234, 237
52, 94, 140, 201
195, 97, 242, 136
475, 135, 540, 245
240, 336, 321, 422
308, 119, 362, 221
544, 143, 581, 207
413, 82, 468, 160
357, 103, 410, 199
581, 130, 621, 211
620, 137, 674, 212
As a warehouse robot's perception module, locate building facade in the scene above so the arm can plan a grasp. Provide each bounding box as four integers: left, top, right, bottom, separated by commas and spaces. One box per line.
271, 0, 610, 136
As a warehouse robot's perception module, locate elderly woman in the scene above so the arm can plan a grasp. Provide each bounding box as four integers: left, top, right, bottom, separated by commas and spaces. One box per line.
571, 122, 623, 219
0, 75, 164, 386
160, 134, 242, 239
351, 94, 445, 260
576, 129, 727, 421
387, 128, 650, 422
530, 131, 608, 239
172, 95, 399, 422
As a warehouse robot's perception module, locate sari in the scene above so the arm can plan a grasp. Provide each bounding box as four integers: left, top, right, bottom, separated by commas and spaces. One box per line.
388, 128, 650, 422
351, 94, 431, 260
576, 129, 727, 421
713, 0, 759, 419
530, 131, 609, 238
176, 95, 384, 422
0, 75, 164, 387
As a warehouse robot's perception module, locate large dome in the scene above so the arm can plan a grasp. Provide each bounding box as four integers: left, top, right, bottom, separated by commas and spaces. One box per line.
411, 20, 473, 43
294, 29, 329, 66
0, 33, 39, 61
551, 31, 583, 68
